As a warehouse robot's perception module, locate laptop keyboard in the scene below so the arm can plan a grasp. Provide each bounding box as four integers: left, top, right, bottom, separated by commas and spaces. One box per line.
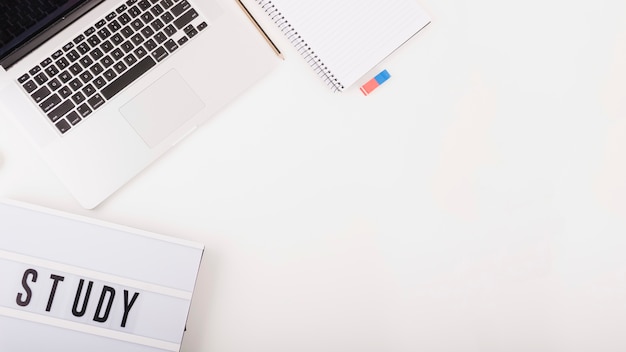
17, 0, 207, 135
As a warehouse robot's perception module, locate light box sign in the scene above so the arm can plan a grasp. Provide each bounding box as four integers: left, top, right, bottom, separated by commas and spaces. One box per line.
0, 200, 204, 352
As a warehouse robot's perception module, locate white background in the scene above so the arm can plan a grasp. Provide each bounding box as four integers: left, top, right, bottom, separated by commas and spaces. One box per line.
2, 0, 626, 351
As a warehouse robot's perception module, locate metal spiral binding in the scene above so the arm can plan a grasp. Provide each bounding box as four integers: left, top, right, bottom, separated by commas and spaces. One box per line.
256, 0, 344, 92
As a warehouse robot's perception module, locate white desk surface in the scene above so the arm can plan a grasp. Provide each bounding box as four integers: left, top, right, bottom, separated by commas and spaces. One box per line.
2, 0, 626, 350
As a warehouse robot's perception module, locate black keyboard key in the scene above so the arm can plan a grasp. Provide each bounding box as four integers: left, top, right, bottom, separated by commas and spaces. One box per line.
52, 50, 64, 59
77, 103, 92, 118
151, 4, 164, 16
101, 56, 156, 99
128, 6, 141, 18
90, 48, 104, 60
56, 57, 70, 69
119, 12, 131, 25
141, 26, 155, 38
127, 0, 138, 6
41, 57, 53, 67
131, 33, 144, 45
174, 9, 197, 30
151, 18, 164, 31
101, 40, 114, 53
48, 78, 61, 91
151, 46, 168, 61
59, 71, 72, 83
79, 71, 94, 84
170, 1, 189, 17
164, 39, 178, 53
82, 83, 96, 97
48, 100, 74, 121
121, 25, 134, 38
186, 27, 197, 38
95, 19, 107, 29
79, 56, 94, 68
141, 12, 154, 24
138, 0, 150, 11
101, 55, 115, 68
177, 35, 188, 46
84, 27, 96, 36
23, 80, 38, 93
18, 74, 30, 83
93, 76, 107, 89
88, 93, 105, 110
134, 46, 147, 59
90, 63, 104, 75
121, 41, 134, 53
164, 24, 176, 37
72, 92, 86, 105
160, 0, 173, 9
98, 27, 112, 40
67, 50, 80, 63
69, 63, 83, 75
103, 69, 117, 81
124, 53, 137, 66
29, 66, 41, 75
59, 86, 72, 99
161, 11, 174, 24
111, 33, 124, 45
131, 19, 144, 31
62, 42, 74, 52
197, 21, 207, 31
108, 19, 122, 32
77, 42, 90, 55
111, 48, 124, 60
67, 111, 81, 125
116, 4, 128, 13
31, 86, 51, 103
144, 39, 157, 51
34, 72, 48, 85
45, 65, 59, 77
154, 32, 167, 44
74, 34, 85, 44
55, 119, 71, 133
87, 35, 101, 46
106, 12, 117, 21
114, 61, 127, 74
40, 93, 62, 113
69, 78, 83, 91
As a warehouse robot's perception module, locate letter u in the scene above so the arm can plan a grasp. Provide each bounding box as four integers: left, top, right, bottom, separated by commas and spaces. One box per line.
72, 279, 93, 317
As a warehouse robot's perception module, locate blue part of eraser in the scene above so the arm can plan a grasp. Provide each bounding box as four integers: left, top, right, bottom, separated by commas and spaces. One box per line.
374, 70, 391, 85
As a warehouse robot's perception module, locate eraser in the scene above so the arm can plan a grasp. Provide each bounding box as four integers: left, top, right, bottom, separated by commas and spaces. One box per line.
360, 69, 391, 96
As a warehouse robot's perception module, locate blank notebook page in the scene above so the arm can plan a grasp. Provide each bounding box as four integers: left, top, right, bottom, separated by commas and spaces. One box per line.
264, 0, 430, 90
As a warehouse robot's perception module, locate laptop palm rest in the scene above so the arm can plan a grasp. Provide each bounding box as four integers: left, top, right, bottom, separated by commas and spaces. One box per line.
120, 69, 205, 148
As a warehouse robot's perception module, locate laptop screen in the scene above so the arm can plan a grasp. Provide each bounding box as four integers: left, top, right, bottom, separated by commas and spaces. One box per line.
0, 0, 101, 69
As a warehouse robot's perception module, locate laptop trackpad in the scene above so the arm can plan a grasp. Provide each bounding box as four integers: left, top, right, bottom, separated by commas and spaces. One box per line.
120, 69, 205, 148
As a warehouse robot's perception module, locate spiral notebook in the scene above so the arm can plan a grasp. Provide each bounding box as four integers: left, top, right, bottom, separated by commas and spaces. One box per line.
253, 0, 430, 92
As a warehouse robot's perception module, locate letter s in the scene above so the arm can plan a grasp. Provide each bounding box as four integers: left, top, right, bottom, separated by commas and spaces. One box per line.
16, 269, 38, 307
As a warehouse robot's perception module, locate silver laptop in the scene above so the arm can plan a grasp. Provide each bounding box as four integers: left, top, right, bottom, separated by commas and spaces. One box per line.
0, 0, 279, 208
